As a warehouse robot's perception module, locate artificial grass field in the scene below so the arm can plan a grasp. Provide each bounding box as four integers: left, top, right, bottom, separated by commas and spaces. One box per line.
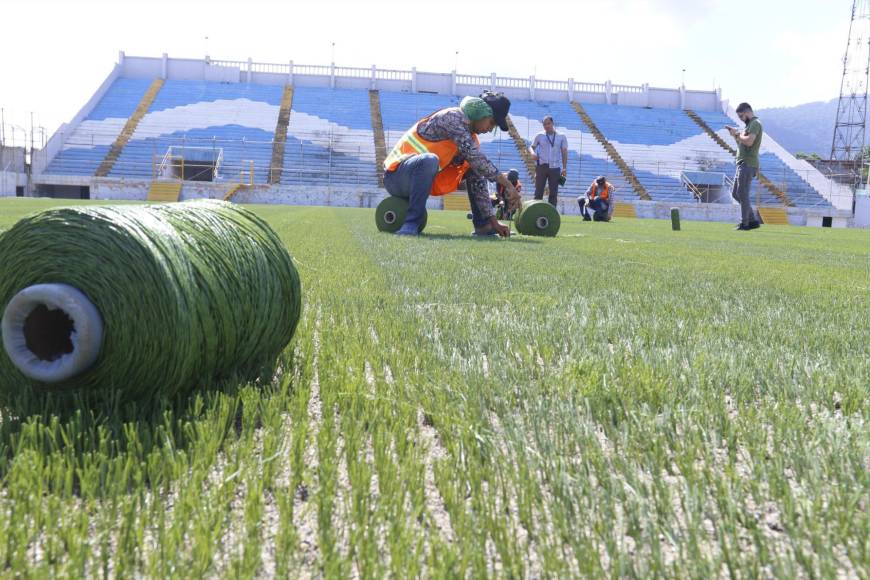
0, 198, 867, 578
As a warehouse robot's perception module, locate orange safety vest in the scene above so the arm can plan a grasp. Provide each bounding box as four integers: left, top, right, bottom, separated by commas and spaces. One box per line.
589, 182, 612, 201
384, 111, 480, 196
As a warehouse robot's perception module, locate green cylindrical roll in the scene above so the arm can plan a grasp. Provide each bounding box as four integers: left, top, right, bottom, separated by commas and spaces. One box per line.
0, 200, 301, 406
671, 207, 681, 231
514, 200, 560, 237
375, 196, 427, 233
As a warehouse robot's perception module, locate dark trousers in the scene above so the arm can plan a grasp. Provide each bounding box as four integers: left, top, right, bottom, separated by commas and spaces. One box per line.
731, 162, 758, 225
580, 197, 609, 220
383, 153, 440, 229
534, 164, 560, 206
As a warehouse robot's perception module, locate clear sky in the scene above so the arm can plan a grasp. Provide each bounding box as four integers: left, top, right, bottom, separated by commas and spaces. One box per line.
0, 0, 852, 140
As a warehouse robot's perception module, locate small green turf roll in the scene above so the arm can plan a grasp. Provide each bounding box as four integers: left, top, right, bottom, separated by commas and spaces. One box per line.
0, 200, 301, 406
375, 196, 427, 233
514, 200, 560, 237
671, 207, 681, 231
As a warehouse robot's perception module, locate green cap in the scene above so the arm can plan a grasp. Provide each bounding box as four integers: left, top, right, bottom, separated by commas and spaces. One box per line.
460, 96, 494, 122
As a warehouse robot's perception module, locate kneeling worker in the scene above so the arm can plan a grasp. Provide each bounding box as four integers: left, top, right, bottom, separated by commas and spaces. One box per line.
383, 92, 521, 237
579, 176, 613, 221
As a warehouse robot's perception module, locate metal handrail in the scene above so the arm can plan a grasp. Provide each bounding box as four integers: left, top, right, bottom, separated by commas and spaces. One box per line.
680, 173, 704, 202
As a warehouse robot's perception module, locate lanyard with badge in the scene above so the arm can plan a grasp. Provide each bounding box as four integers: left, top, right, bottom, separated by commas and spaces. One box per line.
538, 132, 557, 166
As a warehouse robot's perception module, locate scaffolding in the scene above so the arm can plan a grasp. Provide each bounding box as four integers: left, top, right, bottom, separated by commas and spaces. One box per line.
831, 0, 870, 191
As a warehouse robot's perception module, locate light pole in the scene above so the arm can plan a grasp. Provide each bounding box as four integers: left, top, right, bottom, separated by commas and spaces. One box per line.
681, 68, 686, 87
454, 50, 459, 72
331, 42, 335, 65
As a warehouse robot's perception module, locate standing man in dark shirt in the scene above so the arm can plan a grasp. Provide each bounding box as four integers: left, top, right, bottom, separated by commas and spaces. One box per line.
529, 116, 568, 207
727, 102, 763, 231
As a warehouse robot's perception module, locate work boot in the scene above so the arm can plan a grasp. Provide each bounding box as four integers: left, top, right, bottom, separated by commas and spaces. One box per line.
395, 222, 420, 236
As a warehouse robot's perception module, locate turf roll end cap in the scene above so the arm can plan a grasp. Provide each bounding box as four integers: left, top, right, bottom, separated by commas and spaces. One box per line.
1, 284, 103, 384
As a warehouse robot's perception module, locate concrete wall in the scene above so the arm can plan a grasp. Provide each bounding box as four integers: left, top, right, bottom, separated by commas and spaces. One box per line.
73, 177, 854, 227
0, 171, 26, 196
0, 147, 26, 172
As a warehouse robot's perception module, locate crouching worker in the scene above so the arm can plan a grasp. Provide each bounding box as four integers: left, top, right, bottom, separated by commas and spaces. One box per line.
495, 169, 523, 220
579, 176, 613, 222
383, 91, 521, 237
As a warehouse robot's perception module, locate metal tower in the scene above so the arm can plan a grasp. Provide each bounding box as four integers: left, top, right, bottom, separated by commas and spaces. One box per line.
831, 0, 870, 177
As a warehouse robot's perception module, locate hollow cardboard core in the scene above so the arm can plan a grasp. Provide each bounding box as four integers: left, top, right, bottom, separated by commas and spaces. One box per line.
23, 304, 75, 362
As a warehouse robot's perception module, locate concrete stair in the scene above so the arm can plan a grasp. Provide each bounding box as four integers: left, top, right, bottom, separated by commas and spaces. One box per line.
223, 183, 247, 202
369, 90, 388, 187
611, 203, 637, 219
443, 193, 471, 211
758, 206, 789, 225
685, 109, 794, 207
269, 86, 294, 185
505, 115, 538, 181
570, 101, 651, 201
95, 78, 164, 177
147, 180, 182, 202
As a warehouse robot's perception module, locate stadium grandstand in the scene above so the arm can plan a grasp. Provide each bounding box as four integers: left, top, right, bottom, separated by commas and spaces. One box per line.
23, 52, 854, 225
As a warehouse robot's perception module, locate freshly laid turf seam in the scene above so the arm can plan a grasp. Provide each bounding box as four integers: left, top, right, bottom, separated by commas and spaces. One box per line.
416, 408, 457, 547
292, 305, 324, 570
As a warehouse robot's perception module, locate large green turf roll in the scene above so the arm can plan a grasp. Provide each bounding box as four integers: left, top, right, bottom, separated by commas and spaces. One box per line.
514, 200, 560, 237
375, 196, 427, 233
0, 200, 301, 406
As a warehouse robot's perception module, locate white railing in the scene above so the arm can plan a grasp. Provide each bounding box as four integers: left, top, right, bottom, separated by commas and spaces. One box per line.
575, 82, 607, 94
536, 79, 569, 91
612, 84, 644, 94
496, 76, 527, 89
334, 67, 370, 79
456, 74, 491, 86
375, 68, 412, 81
294, 64, 331, 76
251, 62, 289, 74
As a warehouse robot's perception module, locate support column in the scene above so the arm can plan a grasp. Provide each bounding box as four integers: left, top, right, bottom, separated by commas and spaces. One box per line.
679, 84, 686, 110
568, 78, 575, 102
451, 70, 457, 95
288, 60, 294, 85
371, 65, 377, 90
411, 67, 417, 92
643, 83, 650, 107
605, 80, 612, 104
330, 62, 336, 89
161, 53, 168, 80
530, 75, 535, 101
247, 57, 253, 84
490, 72, 496, 92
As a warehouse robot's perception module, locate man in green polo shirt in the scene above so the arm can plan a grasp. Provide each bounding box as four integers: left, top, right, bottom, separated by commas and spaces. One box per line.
727, 102, 763, 231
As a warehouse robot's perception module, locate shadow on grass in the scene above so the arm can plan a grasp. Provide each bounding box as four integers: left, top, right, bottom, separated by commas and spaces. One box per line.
414, 233, 544, 244
0, 348, 303, 493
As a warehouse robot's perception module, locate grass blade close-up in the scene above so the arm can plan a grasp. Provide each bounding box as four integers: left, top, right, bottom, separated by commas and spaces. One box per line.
0, 198, 867, 578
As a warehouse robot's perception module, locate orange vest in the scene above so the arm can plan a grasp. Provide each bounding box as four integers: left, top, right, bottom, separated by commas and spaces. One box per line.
384, 112, 479, 196
589, 182, 612, 201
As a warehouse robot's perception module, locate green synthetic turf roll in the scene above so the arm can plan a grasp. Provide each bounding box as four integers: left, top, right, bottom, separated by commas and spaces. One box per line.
0, 200, 301, 405
514, 200, 560, 237
375, 196, 427, 233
